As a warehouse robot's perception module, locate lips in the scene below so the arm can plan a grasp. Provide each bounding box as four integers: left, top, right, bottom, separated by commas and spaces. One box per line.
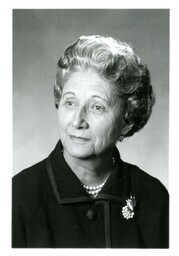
69, 135, 90, 142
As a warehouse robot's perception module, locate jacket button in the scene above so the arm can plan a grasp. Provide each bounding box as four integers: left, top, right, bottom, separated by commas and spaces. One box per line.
86, 209, 97, 220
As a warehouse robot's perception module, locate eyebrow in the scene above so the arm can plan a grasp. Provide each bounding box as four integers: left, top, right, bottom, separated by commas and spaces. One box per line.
92, 95, 110, 102
62, 92, 110, 102
62, 92, 76, 97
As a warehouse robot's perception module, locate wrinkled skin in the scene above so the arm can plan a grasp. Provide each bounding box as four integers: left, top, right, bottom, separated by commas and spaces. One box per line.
57, 69, 127, 160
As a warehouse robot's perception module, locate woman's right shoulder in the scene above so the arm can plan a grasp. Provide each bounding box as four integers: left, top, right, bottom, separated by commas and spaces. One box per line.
12, 159, 48, 191
12, 158, 53, 211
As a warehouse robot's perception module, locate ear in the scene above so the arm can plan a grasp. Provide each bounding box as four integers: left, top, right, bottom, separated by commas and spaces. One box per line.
121, 124, 133, 136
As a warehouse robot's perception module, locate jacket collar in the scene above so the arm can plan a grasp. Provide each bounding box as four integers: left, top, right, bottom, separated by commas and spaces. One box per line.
46, 141, 129, 205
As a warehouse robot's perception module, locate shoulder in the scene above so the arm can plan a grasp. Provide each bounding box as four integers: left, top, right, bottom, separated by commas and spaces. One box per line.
12, 158, 50, 207
13, 159, 47, 188
122, 161, 169, 201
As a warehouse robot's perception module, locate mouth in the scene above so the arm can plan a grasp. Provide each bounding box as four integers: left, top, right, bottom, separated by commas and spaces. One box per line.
69, 135, 90, 143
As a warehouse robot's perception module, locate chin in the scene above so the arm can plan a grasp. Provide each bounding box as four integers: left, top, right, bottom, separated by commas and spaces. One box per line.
65, 142, 95, 159
67, 148, 94, 159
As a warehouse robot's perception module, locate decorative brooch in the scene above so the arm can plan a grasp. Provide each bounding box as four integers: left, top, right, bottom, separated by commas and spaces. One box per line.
122, 196, 136, 219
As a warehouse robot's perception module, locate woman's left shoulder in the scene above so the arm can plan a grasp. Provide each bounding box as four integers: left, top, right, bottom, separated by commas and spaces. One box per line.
124, 161, 169, 199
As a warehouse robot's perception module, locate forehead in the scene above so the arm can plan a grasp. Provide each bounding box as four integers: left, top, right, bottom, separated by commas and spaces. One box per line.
62, 69, 115, 96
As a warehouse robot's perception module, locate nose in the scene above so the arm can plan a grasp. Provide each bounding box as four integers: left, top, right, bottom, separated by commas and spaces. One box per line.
71, 107, 89, 129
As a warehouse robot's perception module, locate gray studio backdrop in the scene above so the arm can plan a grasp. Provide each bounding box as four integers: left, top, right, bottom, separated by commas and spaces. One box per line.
13, 9, 169, 189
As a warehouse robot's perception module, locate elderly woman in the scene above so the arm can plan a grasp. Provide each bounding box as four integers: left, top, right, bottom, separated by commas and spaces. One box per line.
12, 35, 169, 248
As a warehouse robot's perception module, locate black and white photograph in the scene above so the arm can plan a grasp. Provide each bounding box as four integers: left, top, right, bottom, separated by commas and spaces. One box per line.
12, 9, 169, 249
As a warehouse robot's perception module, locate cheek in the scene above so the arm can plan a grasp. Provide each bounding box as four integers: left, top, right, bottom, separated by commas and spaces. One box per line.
57, 109, 71, 133
92, 115, 121, 150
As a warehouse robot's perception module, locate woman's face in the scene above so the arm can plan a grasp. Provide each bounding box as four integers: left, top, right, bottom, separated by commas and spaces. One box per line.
58, 69, 125, 159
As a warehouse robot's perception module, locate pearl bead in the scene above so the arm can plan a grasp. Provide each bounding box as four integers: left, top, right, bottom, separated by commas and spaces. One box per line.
81, 175, 110, 198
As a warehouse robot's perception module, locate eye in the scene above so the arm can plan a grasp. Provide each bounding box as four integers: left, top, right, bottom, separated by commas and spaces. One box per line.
90, 103, 106, 114
64, 100, 77, 109
94, 105, 102, 111
66, 100, 74, 106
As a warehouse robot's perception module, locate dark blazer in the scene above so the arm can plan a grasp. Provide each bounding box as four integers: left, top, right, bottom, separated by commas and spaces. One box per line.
12, 141, 169, 248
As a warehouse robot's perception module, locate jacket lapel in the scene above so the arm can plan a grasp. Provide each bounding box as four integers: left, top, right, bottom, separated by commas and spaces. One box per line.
47, 141, 128, 205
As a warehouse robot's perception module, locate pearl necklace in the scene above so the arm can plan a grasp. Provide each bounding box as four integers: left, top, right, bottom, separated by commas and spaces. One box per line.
82, 181, 106, 198
61, 148, 116, 198
82, 156, 116, 198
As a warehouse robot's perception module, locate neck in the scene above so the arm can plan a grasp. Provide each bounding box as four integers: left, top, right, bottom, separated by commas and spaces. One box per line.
63, 148, 115, 186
